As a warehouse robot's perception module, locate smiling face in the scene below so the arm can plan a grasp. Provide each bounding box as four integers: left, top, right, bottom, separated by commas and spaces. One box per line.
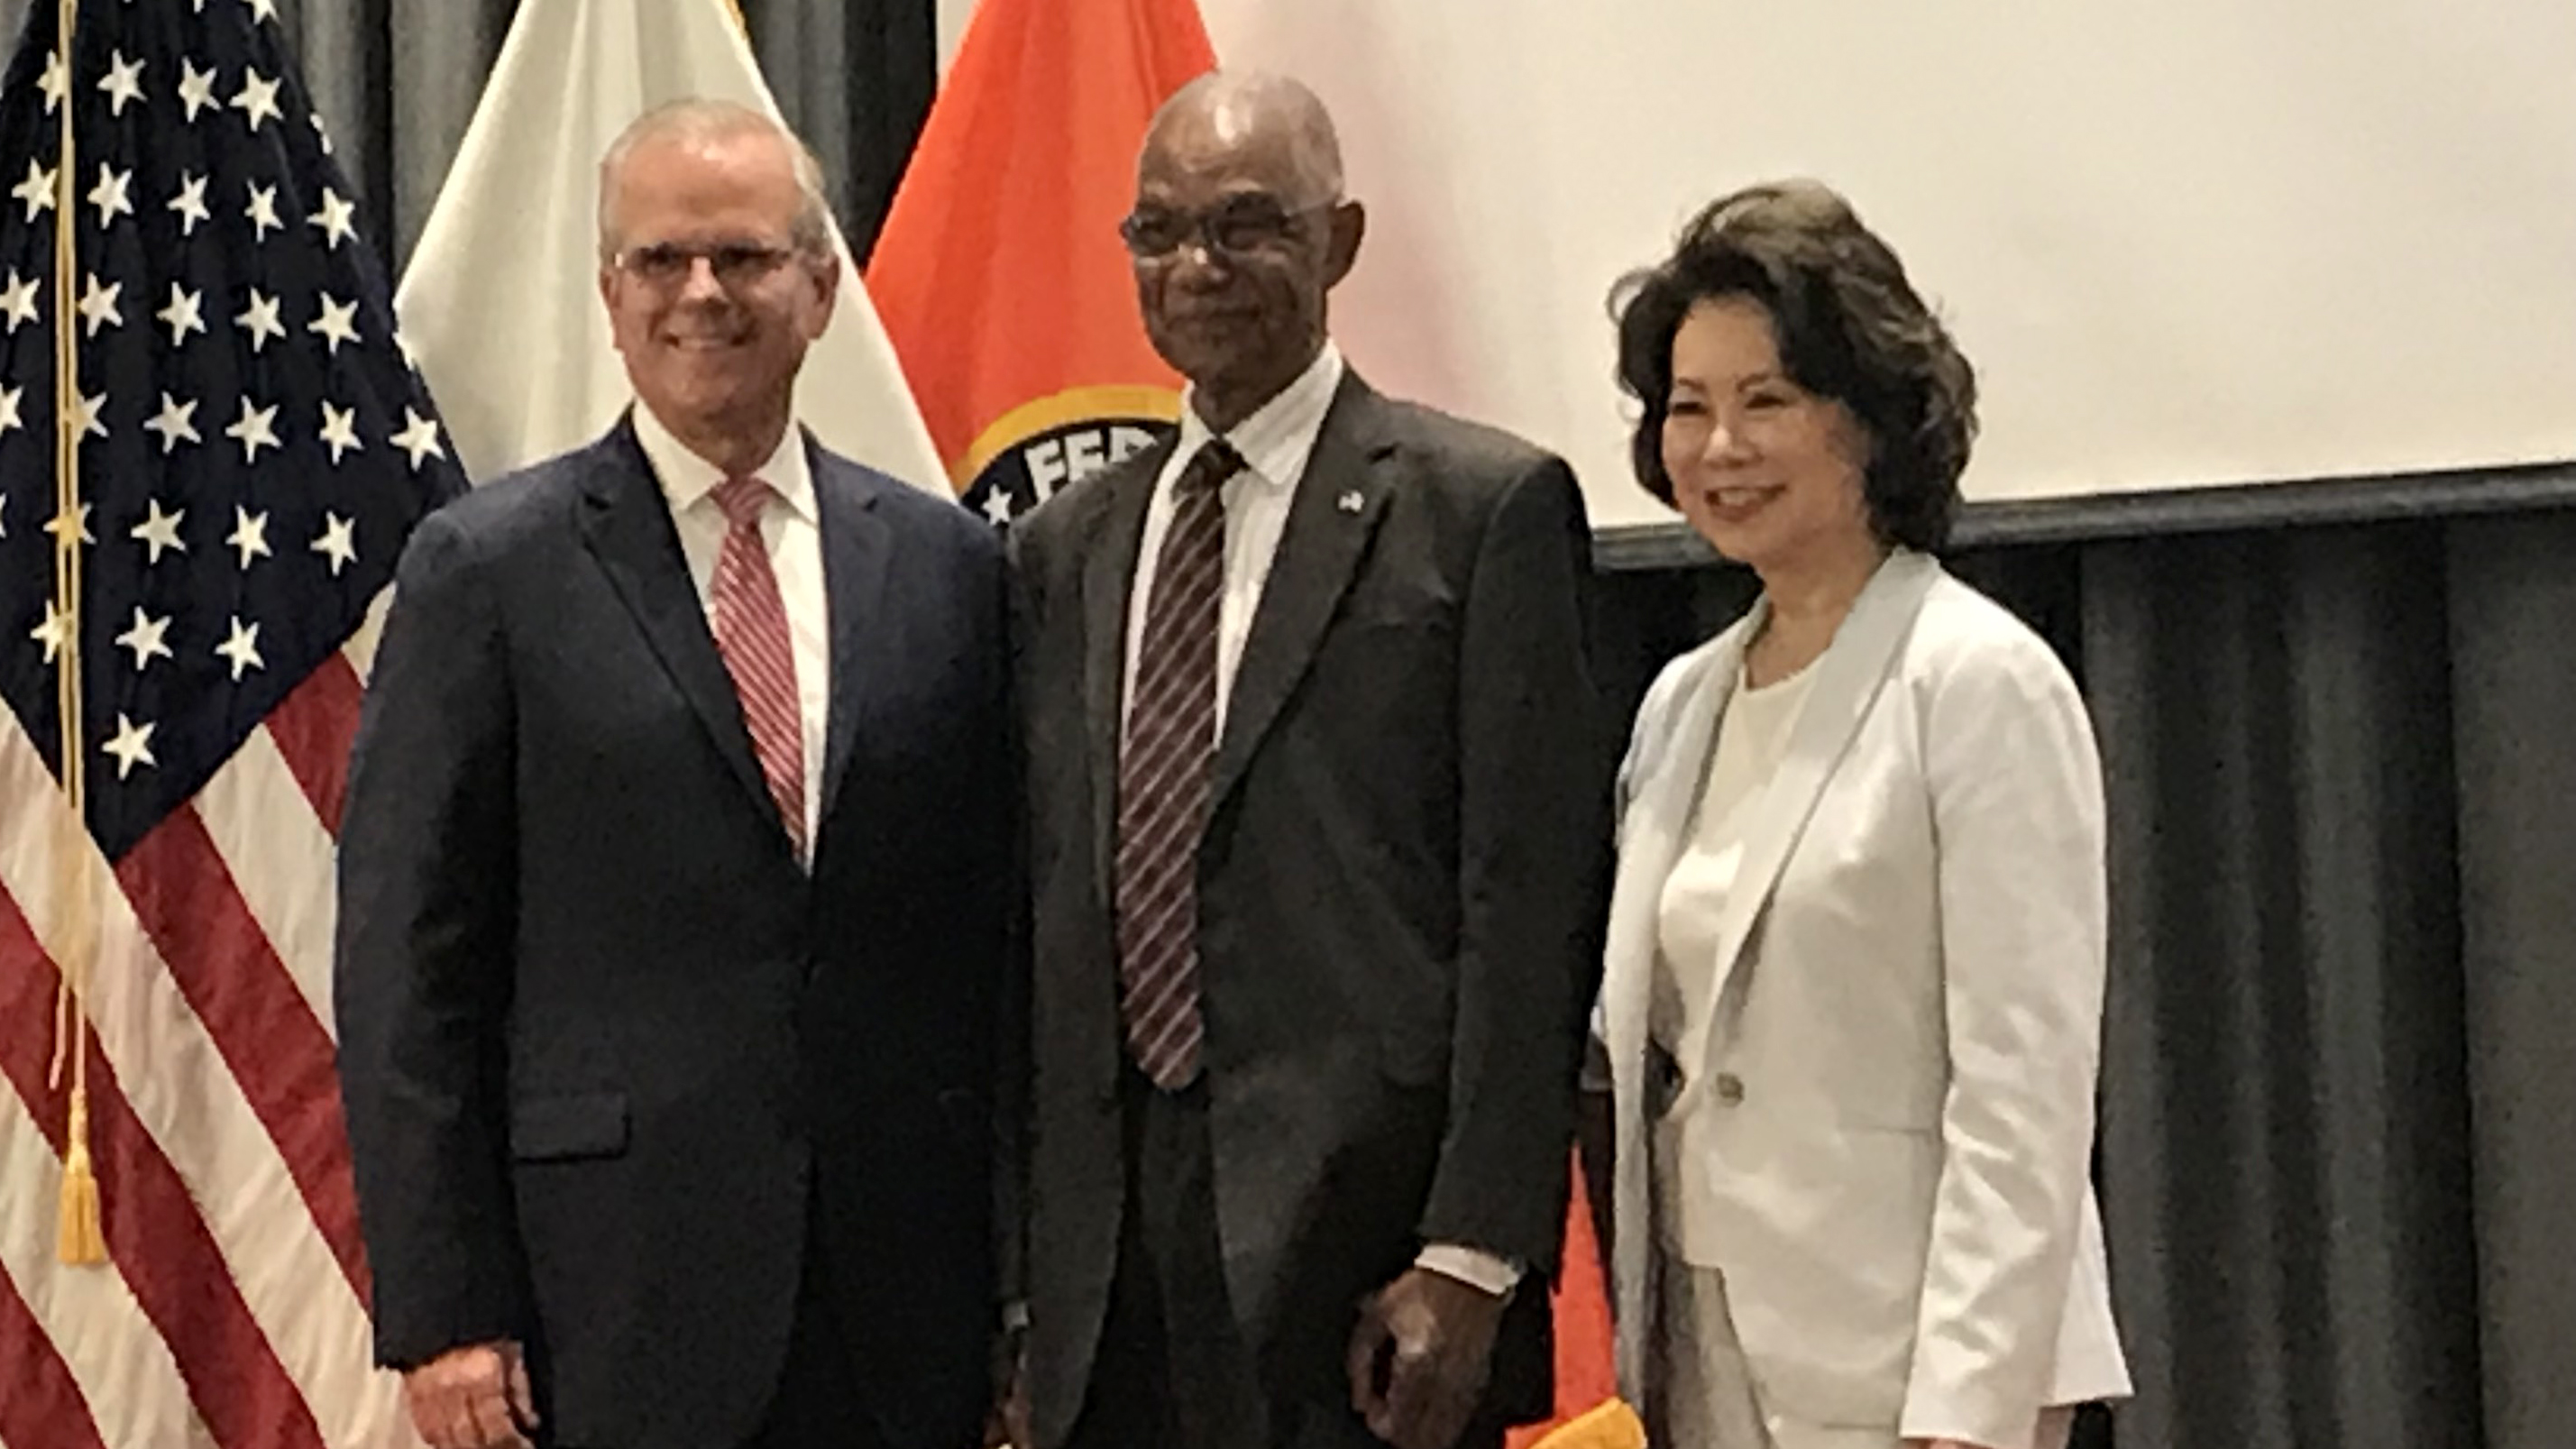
1127, 83, 1363, 431
1661, 295, 1883, 578
597, 124, 837, 466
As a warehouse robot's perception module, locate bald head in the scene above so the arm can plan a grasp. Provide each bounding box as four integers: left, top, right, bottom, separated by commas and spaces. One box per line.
1142, 70, 1345, 207
1124, 69, 1365, 430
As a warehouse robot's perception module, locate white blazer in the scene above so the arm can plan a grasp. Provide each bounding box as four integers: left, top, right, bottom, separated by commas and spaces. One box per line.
1601, 550, 2130, 1447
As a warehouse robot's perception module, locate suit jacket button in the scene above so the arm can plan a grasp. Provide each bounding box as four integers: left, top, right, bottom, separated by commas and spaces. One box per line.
1712, 1072, 1746, 1105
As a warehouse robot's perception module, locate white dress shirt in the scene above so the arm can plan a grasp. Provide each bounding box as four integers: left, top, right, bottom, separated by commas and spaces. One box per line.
633, 402, 830, 852
1121, 343, 1343, 728
1652, 658, 1816, 1265
1118, 344, 1519, 1298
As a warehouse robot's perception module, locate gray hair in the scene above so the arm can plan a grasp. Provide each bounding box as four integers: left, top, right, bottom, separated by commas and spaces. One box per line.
597, 97, 836, 261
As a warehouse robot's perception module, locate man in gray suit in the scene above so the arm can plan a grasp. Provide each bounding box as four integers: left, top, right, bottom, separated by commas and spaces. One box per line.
1009, 71, 1614, 1449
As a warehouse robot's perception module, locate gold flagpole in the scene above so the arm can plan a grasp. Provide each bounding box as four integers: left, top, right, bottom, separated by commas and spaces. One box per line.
48, 0, 105, 1268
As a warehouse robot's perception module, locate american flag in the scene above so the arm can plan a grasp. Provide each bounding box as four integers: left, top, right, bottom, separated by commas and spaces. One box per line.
0, 3, 462, 1445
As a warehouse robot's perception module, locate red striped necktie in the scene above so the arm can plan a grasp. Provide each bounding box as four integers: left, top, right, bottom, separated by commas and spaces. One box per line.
710, 474, 806, 861
1114, 438, 1245, 1088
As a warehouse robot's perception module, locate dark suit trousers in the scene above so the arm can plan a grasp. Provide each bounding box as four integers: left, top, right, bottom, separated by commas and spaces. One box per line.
1063, 1071, 1503, 1449
545, 1202, 888, 1449
743, 1215, 888, 1449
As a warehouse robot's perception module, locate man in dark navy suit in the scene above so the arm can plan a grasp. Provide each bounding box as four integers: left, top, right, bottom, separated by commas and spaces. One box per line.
336, 100, 1011, 1449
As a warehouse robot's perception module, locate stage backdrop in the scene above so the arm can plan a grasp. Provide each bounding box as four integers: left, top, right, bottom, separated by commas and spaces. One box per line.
941, 0, 2576, 528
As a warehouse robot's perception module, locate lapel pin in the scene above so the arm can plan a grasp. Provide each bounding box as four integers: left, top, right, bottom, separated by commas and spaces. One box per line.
1337, 490, 1364, 514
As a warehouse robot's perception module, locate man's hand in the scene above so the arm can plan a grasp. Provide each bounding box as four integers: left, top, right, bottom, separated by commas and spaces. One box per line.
403, 1340, 536, 1449
1345, 1266, 1508, 1449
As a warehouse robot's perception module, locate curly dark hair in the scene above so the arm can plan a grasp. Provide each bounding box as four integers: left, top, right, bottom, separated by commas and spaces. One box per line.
1610, 179, 1976, 552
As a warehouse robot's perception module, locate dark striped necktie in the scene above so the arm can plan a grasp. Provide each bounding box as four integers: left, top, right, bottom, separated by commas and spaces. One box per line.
1114, 438, 1244, 1088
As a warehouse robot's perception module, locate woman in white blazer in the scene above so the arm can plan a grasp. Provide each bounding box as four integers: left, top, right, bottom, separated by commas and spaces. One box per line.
1596, 181, 2130, 1449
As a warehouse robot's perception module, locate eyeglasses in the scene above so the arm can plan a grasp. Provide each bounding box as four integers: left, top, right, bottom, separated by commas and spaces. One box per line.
1117, 198, 1334, 260
612, 241, 802, 289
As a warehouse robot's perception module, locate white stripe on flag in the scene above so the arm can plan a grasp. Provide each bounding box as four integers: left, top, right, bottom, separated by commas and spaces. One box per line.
0, 1089, 200, 1449
0, 728, 405, 1448
194, 725, 341, 1034
344, 590, 395, 684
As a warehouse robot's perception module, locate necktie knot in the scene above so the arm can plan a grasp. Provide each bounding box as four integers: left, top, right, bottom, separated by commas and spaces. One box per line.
1176, 438, 1244, 500
713, 474, 774, 531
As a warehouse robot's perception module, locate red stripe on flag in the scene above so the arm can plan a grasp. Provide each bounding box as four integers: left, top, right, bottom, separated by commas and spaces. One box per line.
114, 812, 371, 1305
261, 653, 366, 835
0, 1258, 110, 1449
0, 893, 330, 1449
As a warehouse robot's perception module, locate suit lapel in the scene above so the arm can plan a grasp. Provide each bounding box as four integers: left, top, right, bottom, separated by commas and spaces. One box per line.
1597, 627, 1742, 1390
815, 438, 893, 832
1600, 632, 1746, 1077
1207, 376, 1390, 811
1673, 549, 1943, 1077
1082, 439, 1173, 908
577, 420, 777, 827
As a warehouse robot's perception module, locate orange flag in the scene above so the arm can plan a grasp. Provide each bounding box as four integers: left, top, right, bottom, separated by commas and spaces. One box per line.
868, 0, 1218, 521
1512, 1152, 1622, 1447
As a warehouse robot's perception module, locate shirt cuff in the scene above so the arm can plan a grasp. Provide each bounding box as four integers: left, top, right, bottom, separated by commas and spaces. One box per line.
1415, 1243, 1521, 1297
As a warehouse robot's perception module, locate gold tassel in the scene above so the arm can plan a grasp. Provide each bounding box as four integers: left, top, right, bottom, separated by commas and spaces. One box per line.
58, 1092, 106, 1265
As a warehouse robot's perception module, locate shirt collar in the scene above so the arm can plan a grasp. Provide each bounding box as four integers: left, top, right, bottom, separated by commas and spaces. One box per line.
631, 400, 818, 523
1173, 342, 1346, 492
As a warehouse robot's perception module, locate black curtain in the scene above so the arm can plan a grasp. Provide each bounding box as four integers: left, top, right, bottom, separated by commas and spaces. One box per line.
1592, 509, 2576, 1449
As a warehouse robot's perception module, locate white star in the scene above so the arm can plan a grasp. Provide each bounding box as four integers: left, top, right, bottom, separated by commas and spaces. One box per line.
69, 392, 106, 441
244, 180, 281, 240
30, 599, 71, 665
317, 400, 362, 463
215, 616, 265, 681
102, 714, 157, 779
76, 272, 123, 337
158, 284, 206, 347
232, 69, 282, 132
0, 271, 36, 333
312, 513, 358, 576
243, 0, 281, 23
0, 494, 8, 538
131, 499, 187, 563
177, 60, 219, 123
227, 505, 271, 569
981, 491, 1013, 524
307, 292, 360, 354
98, 50, 146, 117
37, 50, 68, 115
144, 392, 200, 454
45, 501, 94, 547
225, 397, 281, 463
235, 288, 285, 352
87, 165, 134, 228
308, 188, 358, 250
391, 408, 445, 469
89, 170, 138, 237
168, 172, 210, 235
13, 160, 57, 222
310, 112, 335, 157
115, 607, 173, 672
0, 384, 19, 439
